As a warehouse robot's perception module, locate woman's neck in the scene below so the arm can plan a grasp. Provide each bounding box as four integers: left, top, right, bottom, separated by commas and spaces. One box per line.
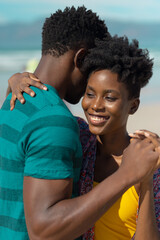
96, 128, 130, 157
94, 128, 130, 182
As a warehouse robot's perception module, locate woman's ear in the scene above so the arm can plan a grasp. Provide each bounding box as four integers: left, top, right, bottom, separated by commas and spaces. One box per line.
129, 98, 140, 115
74, 48, 87, 68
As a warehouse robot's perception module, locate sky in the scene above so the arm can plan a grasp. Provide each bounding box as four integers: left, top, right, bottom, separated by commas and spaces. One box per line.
0, 0, 160, 25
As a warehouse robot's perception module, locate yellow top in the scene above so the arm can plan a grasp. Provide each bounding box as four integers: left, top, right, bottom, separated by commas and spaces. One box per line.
93, 181, 139, 240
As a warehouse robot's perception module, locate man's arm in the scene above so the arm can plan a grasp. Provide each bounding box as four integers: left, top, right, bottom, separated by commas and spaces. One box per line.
23, 169, 130, 239
23, 138, 159, 240
8, 73, 160, 239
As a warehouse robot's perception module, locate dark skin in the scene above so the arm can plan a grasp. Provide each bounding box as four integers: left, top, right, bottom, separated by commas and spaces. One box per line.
82, 70, 139, 180
82, 69, 160, 239
7, 59, 160, 239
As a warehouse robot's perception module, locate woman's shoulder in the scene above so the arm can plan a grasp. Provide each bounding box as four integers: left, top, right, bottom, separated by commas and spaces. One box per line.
153, 168, 160, 182
75, 116, 96, 150
76, 116, 89, 128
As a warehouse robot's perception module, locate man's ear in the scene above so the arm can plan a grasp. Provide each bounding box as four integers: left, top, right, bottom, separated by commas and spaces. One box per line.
74, 48, 87, 68
129, 98, 140, 115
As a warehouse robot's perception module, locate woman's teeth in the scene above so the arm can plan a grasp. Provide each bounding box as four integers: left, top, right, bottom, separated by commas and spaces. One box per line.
89, 115, 108, 123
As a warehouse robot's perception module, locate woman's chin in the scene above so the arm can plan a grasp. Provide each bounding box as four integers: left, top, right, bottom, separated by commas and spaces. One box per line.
89, 125, 105, 136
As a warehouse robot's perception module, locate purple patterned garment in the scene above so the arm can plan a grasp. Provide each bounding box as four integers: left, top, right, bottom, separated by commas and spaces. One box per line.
76, 117, 160, 240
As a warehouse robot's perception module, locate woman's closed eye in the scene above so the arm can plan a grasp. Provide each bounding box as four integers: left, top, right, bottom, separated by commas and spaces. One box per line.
86, 92, 95, 98
105, 96, 117, 102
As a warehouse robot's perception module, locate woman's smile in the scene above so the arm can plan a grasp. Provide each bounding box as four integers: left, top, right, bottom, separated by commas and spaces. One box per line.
87, 113, 110, 126
82, 69, 134, 136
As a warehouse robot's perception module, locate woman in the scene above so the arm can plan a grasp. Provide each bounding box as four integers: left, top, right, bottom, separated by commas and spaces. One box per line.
7, 36, 160, 239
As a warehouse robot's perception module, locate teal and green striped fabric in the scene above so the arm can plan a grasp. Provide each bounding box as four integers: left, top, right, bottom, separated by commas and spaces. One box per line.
0, 85, 82, 239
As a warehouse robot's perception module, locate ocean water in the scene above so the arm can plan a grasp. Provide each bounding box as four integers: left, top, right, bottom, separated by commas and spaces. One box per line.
0, 49, 41, 104
0, 48, 159, 111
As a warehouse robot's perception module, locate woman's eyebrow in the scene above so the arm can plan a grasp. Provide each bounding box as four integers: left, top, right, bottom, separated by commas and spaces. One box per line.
87, 85, 119, 95
87, 85, 95, 91
104, 89, 119, 94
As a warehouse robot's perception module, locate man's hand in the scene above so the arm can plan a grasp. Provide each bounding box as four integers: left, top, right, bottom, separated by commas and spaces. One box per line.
130, 129, 160, 171
121, 137, 159, 185
7, 72, 47, 110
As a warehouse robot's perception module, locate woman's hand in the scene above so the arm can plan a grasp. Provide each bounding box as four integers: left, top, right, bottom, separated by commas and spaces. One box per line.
8, 72, 47, 110
130, 129, 159, 140
133, 130, 160, 239
130, 130, 160, 171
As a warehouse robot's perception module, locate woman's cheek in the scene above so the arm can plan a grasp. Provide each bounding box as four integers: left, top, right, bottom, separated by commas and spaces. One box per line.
81, 97, 89, 110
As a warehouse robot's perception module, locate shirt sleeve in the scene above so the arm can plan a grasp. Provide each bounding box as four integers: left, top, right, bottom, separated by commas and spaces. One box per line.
76, 117, 91, 152
18, 106, 80, 180
153, 168, 160, 231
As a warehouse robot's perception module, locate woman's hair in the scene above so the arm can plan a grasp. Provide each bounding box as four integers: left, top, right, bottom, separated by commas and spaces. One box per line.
42, 6, 110, 57
81, 35, 153, 99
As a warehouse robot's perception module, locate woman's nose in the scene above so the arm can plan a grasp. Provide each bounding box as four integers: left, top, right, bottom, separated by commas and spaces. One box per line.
91, 98, 105, 112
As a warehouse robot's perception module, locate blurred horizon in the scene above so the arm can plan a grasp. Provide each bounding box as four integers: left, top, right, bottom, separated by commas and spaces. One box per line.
1, 0, 160, 52
0, 0, 159, 134
0, 18, 159, 51
1, 0, 160, 25
0, 0, 159, 109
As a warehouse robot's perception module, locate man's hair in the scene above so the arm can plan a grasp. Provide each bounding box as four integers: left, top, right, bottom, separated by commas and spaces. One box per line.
42, 6, 110, 57
81, 35, 153, 99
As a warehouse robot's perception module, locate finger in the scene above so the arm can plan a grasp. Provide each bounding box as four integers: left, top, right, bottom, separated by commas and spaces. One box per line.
10, 94, 17, 111
135, 138, 155, 152
21, 72, 38, 81
22, 86, 36, 97
142, 137, 159, 150
135, 129, 159, 139
26, 78, 47, 90
144, 135, 160, 148
28, 72, 40, 82
129, 133, 145, 140
16, 92, 26, 104
129, 137, 141, 144
133, 130, 160, 149
142, 138, 153, 149
20, 75, 47, 91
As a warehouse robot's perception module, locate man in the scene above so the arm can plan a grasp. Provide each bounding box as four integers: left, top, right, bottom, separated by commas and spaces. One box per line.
0, 6, 159, 240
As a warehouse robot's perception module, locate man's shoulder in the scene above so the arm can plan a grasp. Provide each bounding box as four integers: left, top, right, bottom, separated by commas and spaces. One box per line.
18, 88, 79, 135
0, 87, 78, 136
2, 86, 69, 118
27, 86, 76, 120
24, 103, 79, 136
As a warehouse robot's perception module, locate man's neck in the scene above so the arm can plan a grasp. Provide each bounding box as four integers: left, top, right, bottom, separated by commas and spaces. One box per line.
34, 51, 75, 99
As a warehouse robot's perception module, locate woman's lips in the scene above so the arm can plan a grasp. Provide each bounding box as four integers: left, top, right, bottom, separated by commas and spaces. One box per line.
88, 114, 109, 125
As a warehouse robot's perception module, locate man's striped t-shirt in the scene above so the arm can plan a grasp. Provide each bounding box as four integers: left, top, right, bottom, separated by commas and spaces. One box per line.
0, 84, 82, 239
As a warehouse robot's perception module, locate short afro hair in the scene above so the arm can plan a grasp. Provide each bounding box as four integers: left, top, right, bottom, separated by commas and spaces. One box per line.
42, 6, 110, 57
81, 35, 153, 99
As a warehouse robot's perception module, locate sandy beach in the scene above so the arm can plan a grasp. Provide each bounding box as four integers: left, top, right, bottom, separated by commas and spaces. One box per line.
127, 102, 160, 134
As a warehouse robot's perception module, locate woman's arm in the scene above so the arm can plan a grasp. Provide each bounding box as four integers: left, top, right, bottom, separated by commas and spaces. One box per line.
6, 72, 47, 110
134, 177, 160, 240
135, 178, 160, 239
6, 85, 12, 97
130, 132, 160, 240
